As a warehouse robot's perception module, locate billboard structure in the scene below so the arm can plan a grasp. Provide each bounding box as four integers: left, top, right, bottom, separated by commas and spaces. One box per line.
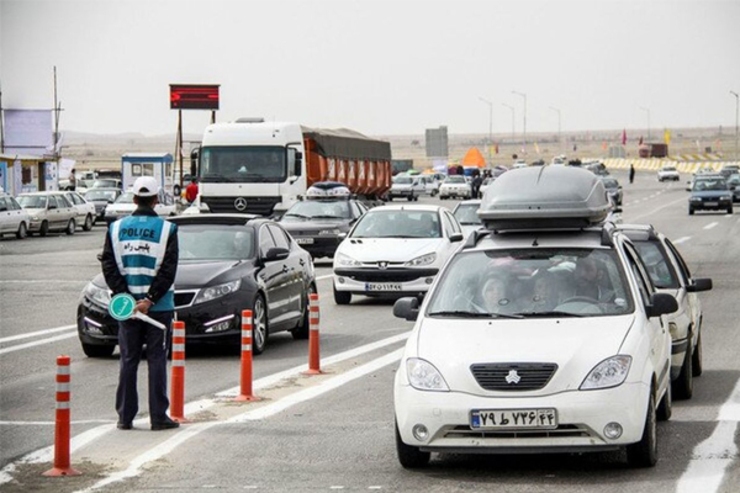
425, 126, 449, 158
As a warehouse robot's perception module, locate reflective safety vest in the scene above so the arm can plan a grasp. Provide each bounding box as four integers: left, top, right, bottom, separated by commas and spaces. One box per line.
110, 215, 176, 312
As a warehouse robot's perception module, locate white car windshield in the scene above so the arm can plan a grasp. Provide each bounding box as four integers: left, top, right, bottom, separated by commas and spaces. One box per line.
453, 203, 481, 225
115, 192, 135, 204
426, 248, 634, 317
18, 195, 47, 208
179, 224, 255, 260
393, 176, 413, 184
351, 210, 440, 238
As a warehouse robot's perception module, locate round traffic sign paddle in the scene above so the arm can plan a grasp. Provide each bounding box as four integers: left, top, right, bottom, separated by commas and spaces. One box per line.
108, 293, 166, 330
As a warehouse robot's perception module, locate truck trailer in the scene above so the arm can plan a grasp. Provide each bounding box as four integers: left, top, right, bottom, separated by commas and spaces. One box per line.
193, 120, 392, 216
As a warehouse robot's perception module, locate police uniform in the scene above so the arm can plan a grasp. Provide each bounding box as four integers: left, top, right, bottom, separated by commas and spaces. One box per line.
101, 176, 179, 430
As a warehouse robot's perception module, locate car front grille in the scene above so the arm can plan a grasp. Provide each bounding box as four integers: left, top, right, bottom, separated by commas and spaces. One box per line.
174, 291, 197, 308
471, 363, 558, 391
201, 196, 281, 216
443, 424, 591, 439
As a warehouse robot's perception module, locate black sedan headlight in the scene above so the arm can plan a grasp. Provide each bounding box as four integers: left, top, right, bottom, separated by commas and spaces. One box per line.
85, 282, 111, 308
193, 280, 242, 305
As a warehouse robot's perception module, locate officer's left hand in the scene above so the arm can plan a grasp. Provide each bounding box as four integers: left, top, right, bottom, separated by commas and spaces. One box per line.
135, 299, 153, 314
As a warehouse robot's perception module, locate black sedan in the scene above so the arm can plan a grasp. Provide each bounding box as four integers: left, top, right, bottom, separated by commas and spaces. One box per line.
279, 197, 368, 259
83, 188, 122, 224
77, 214, 317, 357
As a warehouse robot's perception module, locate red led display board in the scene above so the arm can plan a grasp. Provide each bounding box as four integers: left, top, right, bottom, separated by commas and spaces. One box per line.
169, 84, 220, 110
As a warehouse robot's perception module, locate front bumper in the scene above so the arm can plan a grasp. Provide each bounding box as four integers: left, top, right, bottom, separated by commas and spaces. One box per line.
77, 291, 249, 347
394, 379, 650, 454
291, 235, 342, 258
440, 188, 471, 198
333, 267, 438, 295
689, 197, 732, 211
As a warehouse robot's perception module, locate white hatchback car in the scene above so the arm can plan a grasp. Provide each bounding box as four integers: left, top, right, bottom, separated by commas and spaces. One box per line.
62, 191, 97, 231
332, 204, 464, 304
103, 189, 177, 225
392, 166, 677, 469
657, 165, 680, 182
438, 175, 471, 200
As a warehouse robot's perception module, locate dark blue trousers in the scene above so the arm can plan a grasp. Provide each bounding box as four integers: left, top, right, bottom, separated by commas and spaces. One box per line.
116, 311, 173, 425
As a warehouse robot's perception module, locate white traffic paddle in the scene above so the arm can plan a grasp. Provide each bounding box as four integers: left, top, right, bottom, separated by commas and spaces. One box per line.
108, 293, 167, 330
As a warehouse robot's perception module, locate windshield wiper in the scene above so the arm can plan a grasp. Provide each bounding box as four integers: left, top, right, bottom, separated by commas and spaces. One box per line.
428, 310, 523, 319
517, 311, 584, 318
283, 212, 309, 219
310, 215, 346, 220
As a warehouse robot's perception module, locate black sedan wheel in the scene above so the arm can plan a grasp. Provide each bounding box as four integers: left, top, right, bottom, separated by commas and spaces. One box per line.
252, 295, 268, 355
291, 283, 316, 340
81, 342, 115, 358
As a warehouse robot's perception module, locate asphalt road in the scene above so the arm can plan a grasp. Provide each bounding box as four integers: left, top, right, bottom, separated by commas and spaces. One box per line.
1, 168, 738, 492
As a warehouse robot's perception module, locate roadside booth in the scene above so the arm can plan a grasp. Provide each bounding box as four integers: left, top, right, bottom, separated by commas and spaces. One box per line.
0, 154, 52, 195
121, 153, 174, 195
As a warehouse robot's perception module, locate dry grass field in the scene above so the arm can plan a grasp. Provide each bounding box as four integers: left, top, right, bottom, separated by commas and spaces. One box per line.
60, 126, 740, 175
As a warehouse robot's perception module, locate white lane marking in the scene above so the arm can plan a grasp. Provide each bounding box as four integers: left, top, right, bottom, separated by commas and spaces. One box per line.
703, 222, 718, 230
676, 377, 740, 493
0, 332, 77, 356
0, 280, 87, 284
673, 236, 692, 245
317, 273, 332, 281
0, 330, 410, 485
74, 349, 404, 492
0, 420, 113, 426
630, 196, 689, 221
0, 324, 75, 344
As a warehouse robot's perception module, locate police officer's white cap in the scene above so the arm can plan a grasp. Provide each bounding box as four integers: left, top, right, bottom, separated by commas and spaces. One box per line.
132, 176, 159, 197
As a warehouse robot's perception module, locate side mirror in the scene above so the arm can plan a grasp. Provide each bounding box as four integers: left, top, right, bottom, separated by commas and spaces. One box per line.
263, 246, 289, 262
646, 292, 678, 318
190, 147, 200, 177
686, 277, 712, 293
393, 296, 420, 321
449, 232, 464, 243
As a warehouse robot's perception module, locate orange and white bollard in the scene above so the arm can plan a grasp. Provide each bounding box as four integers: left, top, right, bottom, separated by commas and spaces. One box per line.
234, 310, 261, 401
169, 320, 188, 422
43, 355, 81, 477
303, 293, 323, 375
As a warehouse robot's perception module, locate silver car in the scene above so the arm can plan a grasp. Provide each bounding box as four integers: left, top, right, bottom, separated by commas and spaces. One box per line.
17, 191, 78, 236
62, 191, 97, 231
0, 194, 30, 239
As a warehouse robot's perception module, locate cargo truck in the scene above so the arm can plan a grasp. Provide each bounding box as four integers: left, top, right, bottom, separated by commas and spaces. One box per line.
191, 119, 392, 217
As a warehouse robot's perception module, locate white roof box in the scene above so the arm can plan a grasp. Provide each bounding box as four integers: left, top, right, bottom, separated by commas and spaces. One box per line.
478, 166, 611, 231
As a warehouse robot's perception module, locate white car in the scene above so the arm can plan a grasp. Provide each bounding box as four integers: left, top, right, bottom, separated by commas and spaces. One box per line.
438, 175, 471, 200
0, 194, 30, 239
17, 191, 78, 236
62, 191, 97, 231
392, 166, 676, 469
451, 199, 482, 239
103, 189, 177, 225
388, 174, 425, 201
617, 224, 712, 400
332, 204, 465, 304
478, 177, 494, 197
657, 166, 680, 182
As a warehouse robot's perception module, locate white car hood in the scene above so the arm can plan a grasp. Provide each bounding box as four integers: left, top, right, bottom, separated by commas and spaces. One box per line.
339, 237, 444, 263
414, 315, 635, 395
23, 207, 46, 216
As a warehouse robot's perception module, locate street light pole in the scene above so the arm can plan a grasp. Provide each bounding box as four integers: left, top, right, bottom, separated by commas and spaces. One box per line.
549, 106, 561, 151
512, 91, 527, 153
731, 91, 739, 161
502, 103, 515, 144
640, 106, 651, 141
478, 97, 493, 166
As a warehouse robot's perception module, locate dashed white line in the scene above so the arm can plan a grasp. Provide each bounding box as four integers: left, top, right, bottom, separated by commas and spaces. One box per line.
703, 222, 718, 230
0, 332, 77, 356
0, 324, 76, 344
673, 236, 692, 245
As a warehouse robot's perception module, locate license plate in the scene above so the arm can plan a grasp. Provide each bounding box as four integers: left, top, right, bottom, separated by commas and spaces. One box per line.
365, 282, 402, 292
470, 408, 558, 430
704, 201, 718, 206
295, 238, 314, 245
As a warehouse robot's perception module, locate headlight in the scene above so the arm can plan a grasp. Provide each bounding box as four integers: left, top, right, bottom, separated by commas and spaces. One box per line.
194, 280, 241, 305
85, 282, 111, 307
405, 252, 436, 267
580, 355, 632, 390
335, 252, 362, 267
689, 197, 702, 202
319, 228, 341, 235
406, 358, 449, 391
31, 216, 40, 221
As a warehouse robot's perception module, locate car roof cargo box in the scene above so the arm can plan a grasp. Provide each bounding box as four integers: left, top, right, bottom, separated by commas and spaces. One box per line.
478, 166, 611, 231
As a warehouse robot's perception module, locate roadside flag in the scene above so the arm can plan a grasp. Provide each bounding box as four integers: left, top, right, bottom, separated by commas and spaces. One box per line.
602, 141, 608, 151
664, 129, 671, 145
638, 135, 644, 146
621, 129, 627, 146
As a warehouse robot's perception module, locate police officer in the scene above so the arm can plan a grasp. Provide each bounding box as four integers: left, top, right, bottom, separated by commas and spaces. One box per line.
101, 176, 180, 431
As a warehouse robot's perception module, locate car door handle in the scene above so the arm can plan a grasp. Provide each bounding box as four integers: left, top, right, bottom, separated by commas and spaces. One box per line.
299, 259, 305, 266
282, 265, 289, 273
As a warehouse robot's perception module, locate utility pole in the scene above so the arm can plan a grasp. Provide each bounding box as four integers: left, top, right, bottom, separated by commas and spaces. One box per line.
512, 91, 527, 153
731, 91, 739, 161
549, 106, 562, 151
0, 82, 4, 153
640, 107, 651, 141
53, 66, 61, 161
502, 103, 515, 143
478, 97, 493, 166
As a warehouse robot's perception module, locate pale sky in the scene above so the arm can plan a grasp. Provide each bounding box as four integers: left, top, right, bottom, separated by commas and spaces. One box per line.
1, 0, 739, 138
